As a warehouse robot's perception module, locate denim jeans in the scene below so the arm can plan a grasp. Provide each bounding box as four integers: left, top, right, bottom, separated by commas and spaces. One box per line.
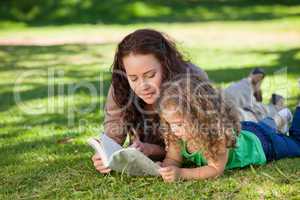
241, 106, 300, 161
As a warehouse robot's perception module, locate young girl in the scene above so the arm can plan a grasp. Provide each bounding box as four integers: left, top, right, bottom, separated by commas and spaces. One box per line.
157, 76, 300, 182
92, 29, 209, 173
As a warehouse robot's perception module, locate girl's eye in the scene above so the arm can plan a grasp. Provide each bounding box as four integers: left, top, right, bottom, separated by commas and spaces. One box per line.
170, 123, 183, 130
176, 124, 183, 128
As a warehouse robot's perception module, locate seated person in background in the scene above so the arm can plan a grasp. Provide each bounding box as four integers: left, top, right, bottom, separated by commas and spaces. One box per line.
250, 68, 266, 102
223, 68, 292, 134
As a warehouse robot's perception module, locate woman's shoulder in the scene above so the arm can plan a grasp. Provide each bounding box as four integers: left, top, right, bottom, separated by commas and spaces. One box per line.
186, 63, 209, 81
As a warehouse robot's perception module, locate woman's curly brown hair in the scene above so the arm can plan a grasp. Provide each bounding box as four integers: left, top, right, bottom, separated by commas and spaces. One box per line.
157, 75, 241, 161
110, 29, 191, 144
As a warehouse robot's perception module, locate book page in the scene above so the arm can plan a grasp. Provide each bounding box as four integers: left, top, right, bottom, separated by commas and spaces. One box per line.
100, 133, 123, 160
108, 148, 160, 176
87, 137, 108, 166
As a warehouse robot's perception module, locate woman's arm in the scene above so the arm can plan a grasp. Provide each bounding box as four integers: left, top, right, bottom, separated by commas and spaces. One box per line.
131, 140, 166, 160
148, 143, 166, 159
104, 85, 127, 145
92, 85, 125, 174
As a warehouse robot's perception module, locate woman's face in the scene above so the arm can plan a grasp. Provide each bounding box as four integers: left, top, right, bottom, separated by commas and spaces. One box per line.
123, 53, 163, 105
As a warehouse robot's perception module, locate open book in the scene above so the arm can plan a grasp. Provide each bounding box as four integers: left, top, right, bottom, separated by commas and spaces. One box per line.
87, 133, 160, 176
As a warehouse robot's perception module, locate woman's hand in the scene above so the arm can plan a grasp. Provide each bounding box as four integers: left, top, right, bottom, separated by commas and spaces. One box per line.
91, 153, 111, 174
130, 140, 154, 156
158, 166, 182, 183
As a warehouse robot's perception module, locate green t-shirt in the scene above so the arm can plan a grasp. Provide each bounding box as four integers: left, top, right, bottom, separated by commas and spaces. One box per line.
181, 130, 266, 170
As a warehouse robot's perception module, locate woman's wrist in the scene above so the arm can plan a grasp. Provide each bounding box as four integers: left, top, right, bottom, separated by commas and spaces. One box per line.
147, 143, 165, 156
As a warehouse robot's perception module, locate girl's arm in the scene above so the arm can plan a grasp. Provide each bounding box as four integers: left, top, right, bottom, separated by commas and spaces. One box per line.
161, 142, 183, 167
180, 150, 228, 180
159, 150, 228, 182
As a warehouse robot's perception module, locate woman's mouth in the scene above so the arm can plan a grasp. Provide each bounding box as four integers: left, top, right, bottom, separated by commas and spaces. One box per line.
141, 92, 155, 99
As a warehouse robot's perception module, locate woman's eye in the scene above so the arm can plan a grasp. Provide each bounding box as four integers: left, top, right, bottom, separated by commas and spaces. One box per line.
129, 77, 138, 82
146, 72, 156, 79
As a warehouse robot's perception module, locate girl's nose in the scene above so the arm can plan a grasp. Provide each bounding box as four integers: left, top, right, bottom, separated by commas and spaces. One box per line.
170, 125, 180, 135
173, 130, 182, 137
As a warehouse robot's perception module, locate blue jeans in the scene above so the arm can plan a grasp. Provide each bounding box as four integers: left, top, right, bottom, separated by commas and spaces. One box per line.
241, 106, 300, 161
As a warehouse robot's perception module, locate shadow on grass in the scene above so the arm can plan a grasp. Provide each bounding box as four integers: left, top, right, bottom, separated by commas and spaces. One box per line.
207, 47, 300, 83
0, 45, 299, 108
2, 134, 300, 198
0, 44, 109, 72
0, 44, 112, 130
206, 47, 300, 108
0, 45, 299, 130
0, 133, 91, 160
1, 140, 96, 197
0, 45, 111, 111
0, 0, 300, 26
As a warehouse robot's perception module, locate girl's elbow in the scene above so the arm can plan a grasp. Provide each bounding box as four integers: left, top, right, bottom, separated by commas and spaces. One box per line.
215, 169, 225, 178
211, 166, 225, 178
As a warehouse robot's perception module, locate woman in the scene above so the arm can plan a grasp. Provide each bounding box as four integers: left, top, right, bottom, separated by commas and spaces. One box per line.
92, 29, 209, 174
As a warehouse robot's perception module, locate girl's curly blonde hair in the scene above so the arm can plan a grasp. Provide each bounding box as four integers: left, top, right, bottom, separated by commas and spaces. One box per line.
157, 75, 241, 161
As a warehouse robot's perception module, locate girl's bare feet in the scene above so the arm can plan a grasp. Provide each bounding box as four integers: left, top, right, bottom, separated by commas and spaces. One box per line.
277, 108, 293, 134
271, 93, 285, 111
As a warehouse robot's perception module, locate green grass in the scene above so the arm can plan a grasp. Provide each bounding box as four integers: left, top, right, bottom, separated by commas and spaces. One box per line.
1, 0, 300, 26
1, 3, 300, 199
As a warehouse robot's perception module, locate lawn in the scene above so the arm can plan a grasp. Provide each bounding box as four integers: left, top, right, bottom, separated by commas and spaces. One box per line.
1, 1, 300, 199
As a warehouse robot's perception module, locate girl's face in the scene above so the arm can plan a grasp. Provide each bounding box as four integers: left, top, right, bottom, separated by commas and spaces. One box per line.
123, 53, 163, 105
162, 108, 188, 140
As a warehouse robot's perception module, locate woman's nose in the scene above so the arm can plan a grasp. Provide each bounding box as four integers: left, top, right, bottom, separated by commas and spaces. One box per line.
140, 80, 151, 91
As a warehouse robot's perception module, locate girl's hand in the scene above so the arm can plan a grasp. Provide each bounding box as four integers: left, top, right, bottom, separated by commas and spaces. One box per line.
92, 153, 112, 174
159, 166, 182, 183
